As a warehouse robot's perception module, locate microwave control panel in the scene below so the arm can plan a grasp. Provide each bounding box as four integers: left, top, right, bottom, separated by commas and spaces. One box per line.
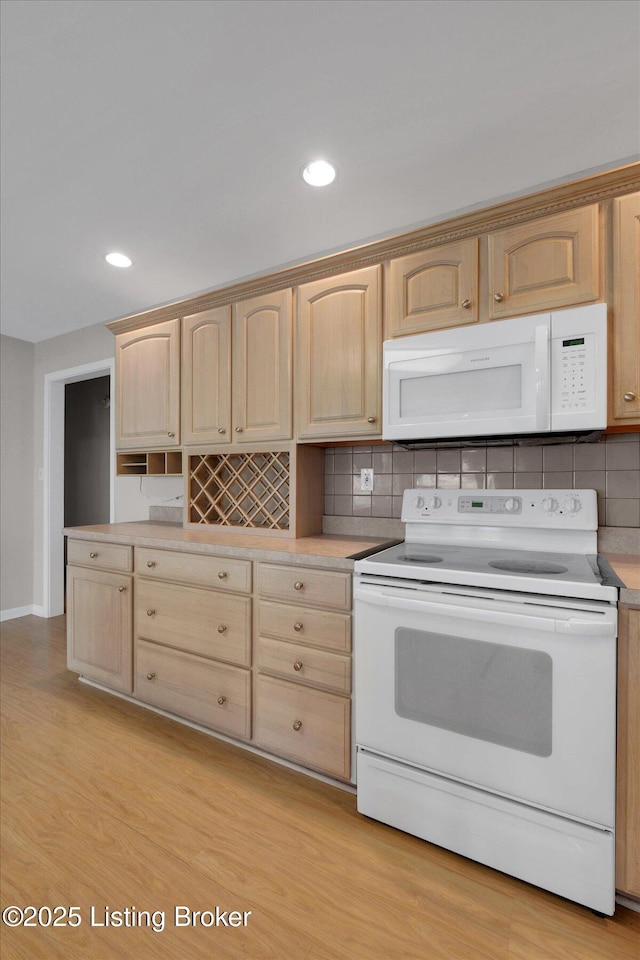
552, 334, 595, 412
549, 304, 606, 429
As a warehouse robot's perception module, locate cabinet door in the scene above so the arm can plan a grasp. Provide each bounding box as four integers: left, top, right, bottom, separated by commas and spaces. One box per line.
67, 565, 132, 693
487, 206, 600, 320
115, 318, 180, 449
232, 290, 292, 442
611, 192, 640, 424
296, 265, 382, 439
182, 306, 231, 444
616, 606, 640, 898
386, 239, 479, 337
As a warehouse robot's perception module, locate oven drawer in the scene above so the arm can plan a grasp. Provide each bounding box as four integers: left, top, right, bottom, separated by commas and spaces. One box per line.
67, 538, 132, 573
136, 547, 252, 593
254, 675, 350, 780
258, 600, 351, 652
258, 563, 351, 611
135, 638, 251, 739
257, 636, 351, 694
135, 580, 251, 667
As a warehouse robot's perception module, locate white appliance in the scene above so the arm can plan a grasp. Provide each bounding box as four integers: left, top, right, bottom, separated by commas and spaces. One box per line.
383, 303, 607, 445
354, 489, 619, 915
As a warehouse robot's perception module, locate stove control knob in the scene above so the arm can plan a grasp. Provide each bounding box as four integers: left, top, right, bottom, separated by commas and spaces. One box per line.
425, 496, 441, 510
564, 496, 581, 514
504, 497, 518, 513
414, 496, 425, 509
541, 497, 558, 513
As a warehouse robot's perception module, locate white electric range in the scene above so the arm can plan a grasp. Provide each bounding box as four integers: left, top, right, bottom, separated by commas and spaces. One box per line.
354, 488, 619, 915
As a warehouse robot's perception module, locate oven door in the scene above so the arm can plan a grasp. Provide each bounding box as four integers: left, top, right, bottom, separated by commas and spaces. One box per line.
354, 578, 617, 827
383, 313, 550, 441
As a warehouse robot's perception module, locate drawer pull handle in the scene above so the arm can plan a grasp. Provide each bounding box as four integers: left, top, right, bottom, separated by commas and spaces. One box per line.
623, 391, 636, 402
118, 586, 127, 593
294, 581, 304, 591
218, 571, 228, 580
146, 672, 156, 680
217, 696, 227, 705
293, 661, 303, 672
292, 720, 302, 732
147, 560, 156, 568
89, 552, 98, 558
146, 609, 156, 616
461, 298, 471, 309
494, 292, 504, 303
293, 622, 303, 632
217, 624, 227, 633
367, 416, 376, 423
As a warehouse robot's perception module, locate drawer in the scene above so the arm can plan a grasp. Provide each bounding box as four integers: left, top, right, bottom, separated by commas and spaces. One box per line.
254, 675, 350, 780
258, 563, 351, 611
258, 600, 351, 652
67, 539, 132, 573
136, 547, 252, 593
135, 638, 251, 740
258, 637, 351, 694
136, 580, 251, 667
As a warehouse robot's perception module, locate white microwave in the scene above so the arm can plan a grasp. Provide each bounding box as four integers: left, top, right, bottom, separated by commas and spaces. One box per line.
383, 303, 607, 445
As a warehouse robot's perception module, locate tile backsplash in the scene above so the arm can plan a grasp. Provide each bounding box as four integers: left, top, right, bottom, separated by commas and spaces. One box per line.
324, 433, 640, 528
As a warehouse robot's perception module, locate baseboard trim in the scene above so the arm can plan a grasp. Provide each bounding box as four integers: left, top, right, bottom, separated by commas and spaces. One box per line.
0, 605, 46, 622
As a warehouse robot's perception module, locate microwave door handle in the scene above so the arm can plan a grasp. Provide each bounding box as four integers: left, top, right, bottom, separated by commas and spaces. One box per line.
535, 324, 550, 430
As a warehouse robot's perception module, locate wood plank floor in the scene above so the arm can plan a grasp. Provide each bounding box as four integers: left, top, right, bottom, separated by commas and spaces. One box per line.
1, 616, 638, 960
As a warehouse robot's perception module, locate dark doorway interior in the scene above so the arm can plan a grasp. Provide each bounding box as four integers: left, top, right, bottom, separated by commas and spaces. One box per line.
64, 376, 111, 527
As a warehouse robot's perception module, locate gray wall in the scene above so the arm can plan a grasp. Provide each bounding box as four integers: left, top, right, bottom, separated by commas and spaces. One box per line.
1, 335, 35, 613
64, 376, 111, 527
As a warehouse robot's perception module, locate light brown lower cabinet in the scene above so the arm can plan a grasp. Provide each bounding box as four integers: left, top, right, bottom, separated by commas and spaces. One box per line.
616, 605, 640, 900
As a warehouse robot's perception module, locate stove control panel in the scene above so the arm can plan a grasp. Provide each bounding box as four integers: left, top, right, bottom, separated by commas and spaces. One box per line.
457, 496, 522, 514
402, 489, 597, 528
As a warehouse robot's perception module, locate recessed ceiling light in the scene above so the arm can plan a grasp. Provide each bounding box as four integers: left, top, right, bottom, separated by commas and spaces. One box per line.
105, 252, 132, 268
302, 160, 336, 187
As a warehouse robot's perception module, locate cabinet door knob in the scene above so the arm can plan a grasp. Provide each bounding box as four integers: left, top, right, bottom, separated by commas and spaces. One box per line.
168, 431, 175, 437
146, 672, 156, 680
293, 622, 303, 632
147, 560, 156, 568
623, 392, 636, 402
218, 571, 227, 579
235, 426, 243, 433
217, 695, 227, 705
146, 609, 155, 616
294, 581, 304, 591
293, 661, 303, 672
118, 586, 127, 592
367, 416, 376, 423
89, 552, 98, 558
461, 298, 471, 309
217, 624, 227, 633
493, 293, 504, 303
218, 427, 226, 434
292, 720, 302, 732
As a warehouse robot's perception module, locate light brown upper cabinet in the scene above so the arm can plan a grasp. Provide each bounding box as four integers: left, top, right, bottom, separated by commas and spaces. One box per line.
115, 318, 180, 450
611, 192, 640, 424
487, 205, 600, 320
296, 265, 382, 440
182, 306, 231, 444
232, 290, 293, 443
386, 238, 479, 337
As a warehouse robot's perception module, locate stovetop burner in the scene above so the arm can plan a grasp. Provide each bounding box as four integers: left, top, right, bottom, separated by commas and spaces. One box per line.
488, 560, 569, 575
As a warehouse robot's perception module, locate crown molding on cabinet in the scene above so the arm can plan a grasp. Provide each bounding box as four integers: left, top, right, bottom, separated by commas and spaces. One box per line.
107, 162, 640, 335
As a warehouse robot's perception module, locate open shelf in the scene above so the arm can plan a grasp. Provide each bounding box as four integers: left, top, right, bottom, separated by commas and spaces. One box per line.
117, 451, 182, 476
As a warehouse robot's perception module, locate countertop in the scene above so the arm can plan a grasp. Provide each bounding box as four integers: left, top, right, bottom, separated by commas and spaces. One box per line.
62, 521, 395, 570
63, 521, 639, 603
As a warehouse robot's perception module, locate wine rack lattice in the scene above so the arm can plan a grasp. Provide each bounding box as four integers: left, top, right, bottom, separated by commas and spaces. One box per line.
189, 452, 291, 529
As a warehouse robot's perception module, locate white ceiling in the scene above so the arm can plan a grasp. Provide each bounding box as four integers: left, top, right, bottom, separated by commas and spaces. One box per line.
1, 0, 639, 343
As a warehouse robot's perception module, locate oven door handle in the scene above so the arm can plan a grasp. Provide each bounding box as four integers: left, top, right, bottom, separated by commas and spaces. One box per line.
354, 586, 614, 635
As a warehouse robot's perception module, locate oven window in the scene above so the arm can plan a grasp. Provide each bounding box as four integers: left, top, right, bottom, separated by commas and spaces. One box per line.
395, 628, 552, 757
399, 364, 522, 418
